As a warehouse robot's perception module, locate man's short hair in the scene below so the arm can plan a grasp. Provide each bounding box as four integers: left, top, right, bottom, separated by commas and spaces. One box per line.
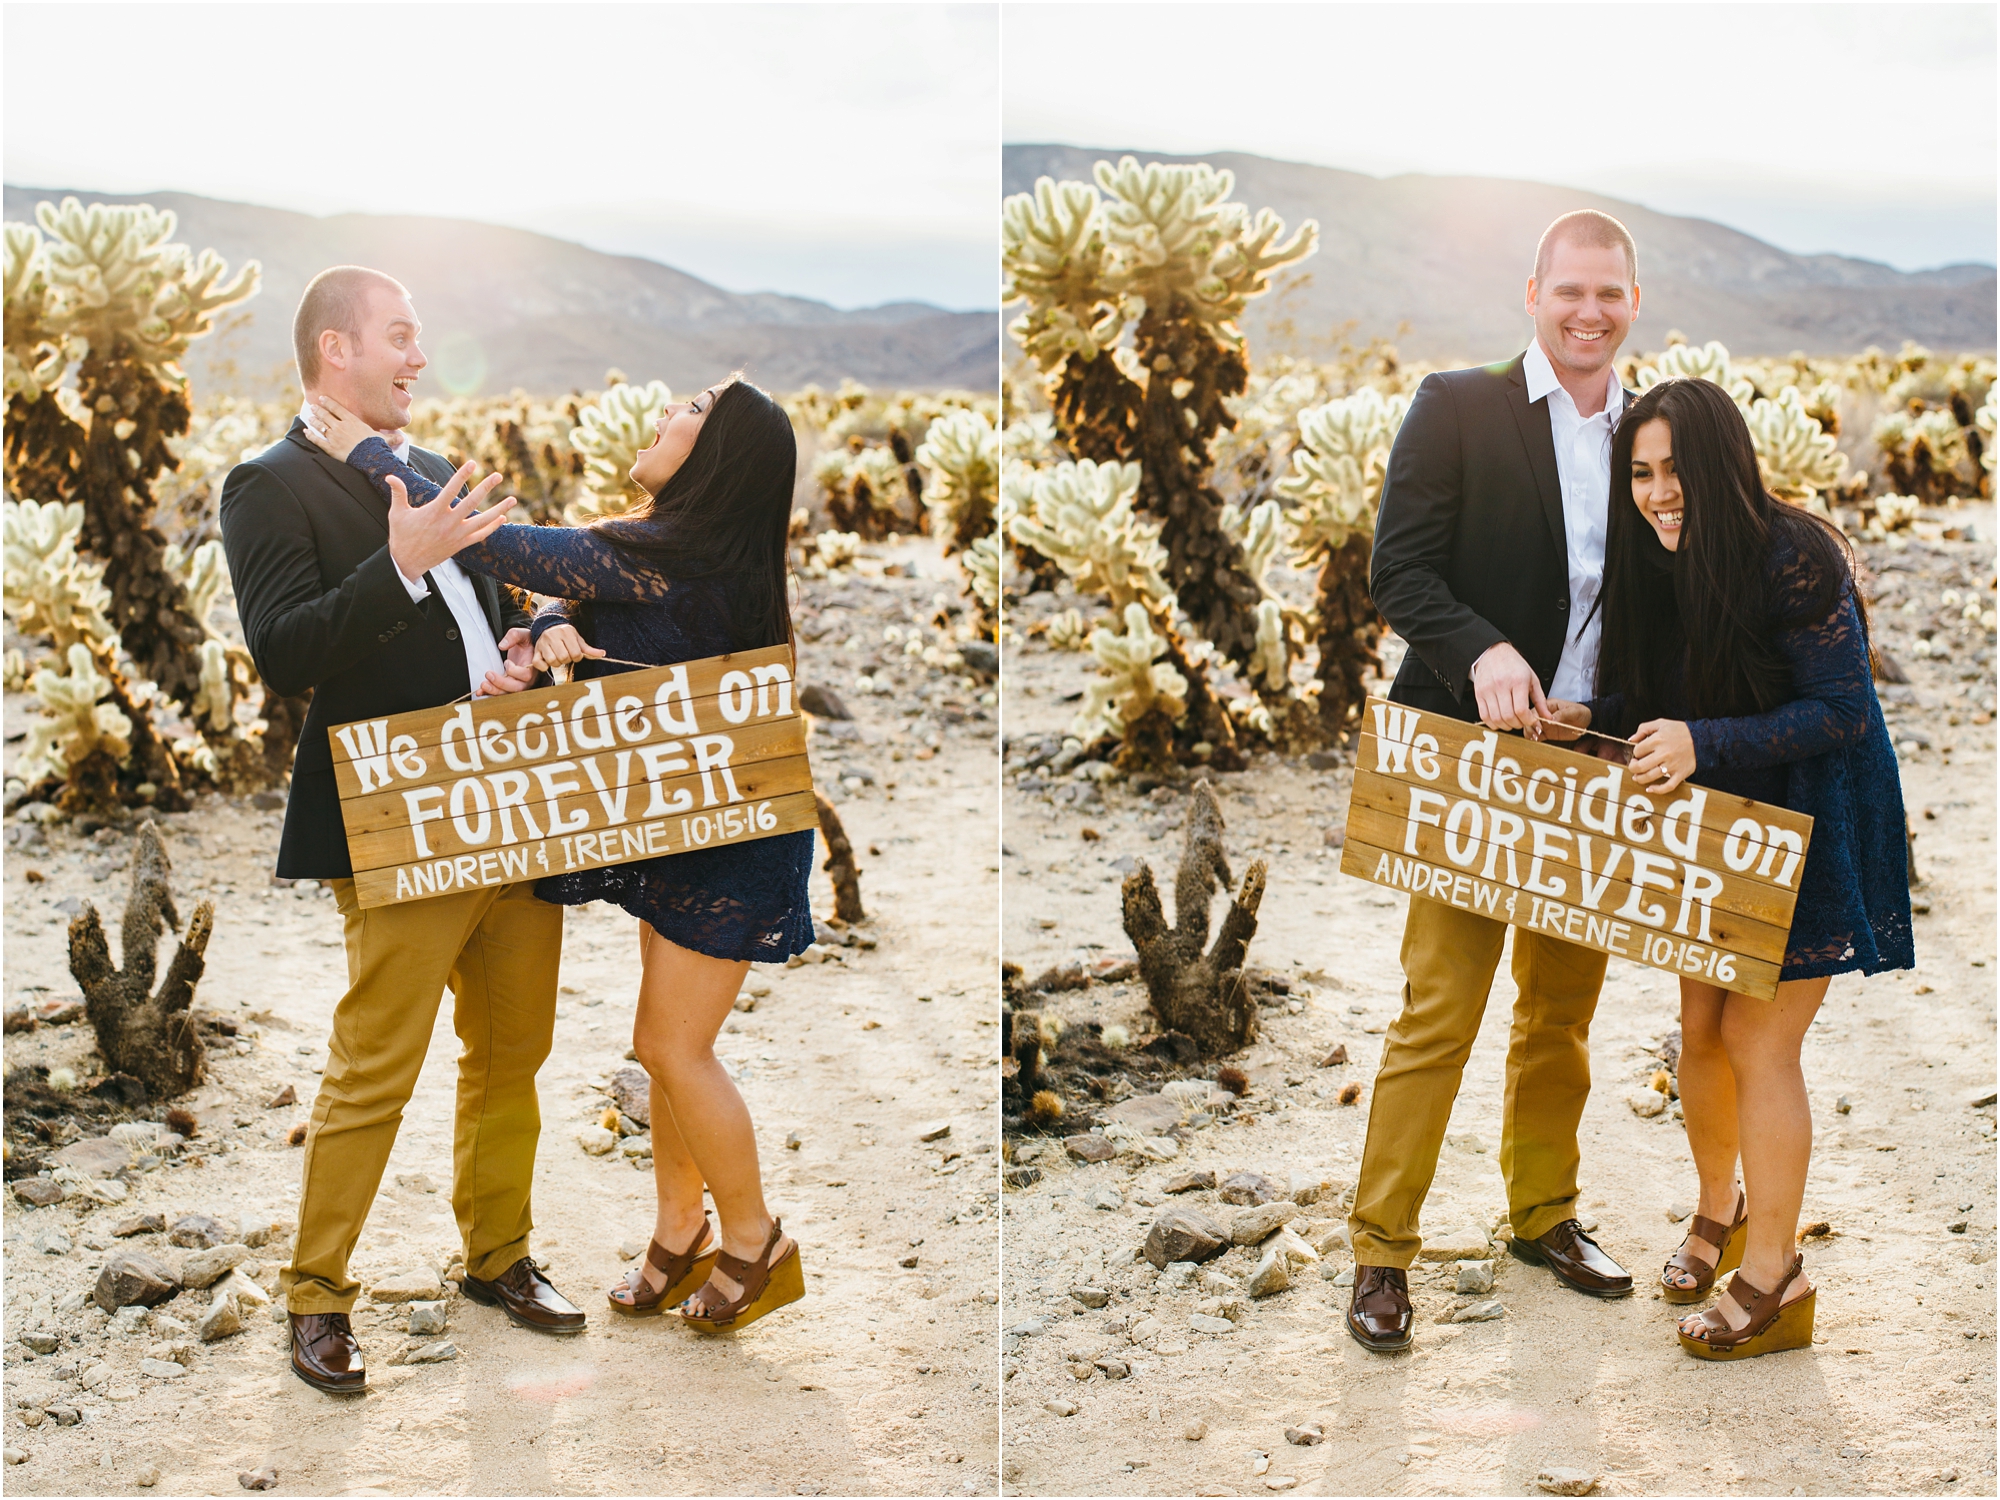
1533, 210, 1637, 284
293, 266, 408, 386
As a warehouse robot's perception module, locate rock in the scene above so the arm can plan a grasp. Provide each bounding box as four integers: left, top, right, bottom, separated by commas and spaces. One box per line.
196, 1296, 244, 1342
1184, 1420, 1208, 1440
1044, 1398, 1078, 1417
1318, 1044, 1349, 1067
1188, 1311, 1235, 1335
135, 1466, 161, 1487
242, 1222, 291, 1249
239, 1466, 279, 1490
4, 1448, 25, 1465
53, 1136, 130, 1178
110, 1304, 151, 1335
1163, 1169, 1215, 1194
1065, 1134, 1116, 1163
48, 1406, 81, 1426
1133, 1135, 1180, 1161
34, 1228, 73, 1255
1666, 1202, 1695, 1223
1328, 1266, 1355, 1287
1535, 1467, 1600, 1496
1265, 1477, 1298, 1491
1457, 1259, 1495, 1294
1246, 1249, 1291, 1297
168, 1215, 231, 1249
785, 1131, 803, 1150
408, 1301, 447, 1335
1304, 1220, 1348, 1256
1965, 1088, 1998, 1109
917, 1119, 953, 1143
1628, 1088, 1668, 1118
1219, 1171, 1287, 1206
1417, 1226, 1491, 1261
139, 1357, 186, 1379
12, 1179, 64, 1207
1288, 1173, 1336, 1206
799, 684, 852, 720
1093, 1356, 1130, 1379
1284, 1424, 1324, 1446
405, 1341, 458, 1364
19, 1330, 60, 1354
264, 1084, 296, 1109
1087, 1187, 1124, 1212
1834, 1095, 1852, 1114
153, 1312, 193, 1336
394, 1172, 440, 1195
1453, 1300, 1504, 1323
605, 1066, 652, 1127
1127, 1314, 1162, 1343
370, 1266, 443, 1302
1143, 1207, 1229, 1269
1200, 1269, 1243, 1293
1004, 1167, 1042, 1189
1103, 1094, 1181, 1135
214, 1270, 270, 1309
1268, 1228, 1320, 1266
112, 1212, 166, 1238
1949, 1220, 1969, 1234
1003, 1318, 1045, 1339
1069, 1286, 1110, 1309
95, 1252, 181, 1311
1231, 1202, 1299, 1244
576, 1126, 616, 1156
1445, 1132, 1486, 1153
180, 1243, 250, 1289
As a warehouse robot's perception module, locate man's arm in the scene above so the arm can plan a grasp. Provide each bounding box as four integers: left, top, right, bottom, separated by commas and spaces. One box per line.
1369, 373, 1506, 700
218, 461, 422, 698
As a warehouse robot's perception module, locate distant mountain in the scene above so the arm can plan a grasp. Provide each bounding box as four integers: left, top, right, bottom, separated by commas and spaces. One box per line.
4, 186, 997, 396
1003, 146, 1996, 360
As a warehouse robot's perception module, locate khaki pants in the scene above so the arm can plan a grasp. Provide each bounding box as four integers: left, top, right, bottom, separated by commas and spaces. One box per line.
280, 880, 563, 1313
1347, 894, 1608, 1268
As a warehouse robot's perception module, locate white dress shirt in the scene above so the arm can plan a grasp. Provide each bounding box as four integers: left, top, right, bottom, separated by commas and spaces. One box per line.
304, 406, 508, 696
1520, 340, 1624, 703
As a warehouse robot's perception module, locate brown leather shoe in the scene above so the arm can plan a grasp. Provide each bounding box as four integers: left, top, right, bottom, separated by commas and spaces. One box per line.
460, 1257, 586, 1334
1345, 1264, 1414, 1352
290, 1311, 366, 1394
1508, 1219, 1634, 1297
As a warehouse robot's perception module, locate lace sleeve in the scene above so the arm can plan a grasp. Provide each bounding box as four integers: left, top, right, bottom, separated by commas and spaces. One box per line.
344, 436, 669, 604
530, 597, 574, 646
1687, 585, 1876, 772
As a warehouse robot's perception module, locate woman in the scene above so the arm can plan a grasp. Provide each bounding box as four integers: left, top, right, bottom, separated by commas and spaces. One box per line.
306, 378, 812, 1333
1546, 376, 1912, 1361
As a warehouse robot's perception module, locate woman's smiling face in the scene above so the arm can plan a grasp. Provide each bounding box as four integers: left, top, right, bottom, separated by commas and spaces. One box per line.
629, 384, 722, 493
1629, 416, 1684, 552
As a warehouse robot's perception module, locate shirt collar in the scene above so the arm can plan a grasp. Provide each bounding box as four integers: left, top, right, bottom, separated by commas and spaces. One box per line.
299, 402, 411, 462
1523, 337, 1623, 418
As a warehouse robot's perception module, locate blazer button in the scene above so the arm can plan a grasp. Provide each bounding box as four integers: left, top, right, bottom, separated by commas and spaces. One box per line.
1556, 596, 1570, 611
376, 632, 389, 644
446, 628, 460, 641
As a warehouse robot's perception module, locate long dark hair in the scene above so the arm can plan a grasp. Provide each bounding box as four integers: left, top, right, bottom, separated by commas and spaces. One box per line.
587, 377, 796, 651
1594, 377, 1853, 730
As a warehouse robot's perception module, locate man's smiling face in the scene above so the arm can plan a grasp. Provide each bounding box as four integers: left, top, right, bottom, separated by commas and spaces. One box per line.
317, 284, 426, 432
1526, 239, 1638, 384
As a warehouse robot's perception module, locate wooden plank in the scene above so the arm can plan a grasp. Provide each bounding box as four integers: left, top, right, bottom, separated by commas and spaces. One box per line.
1348, 776, 1803, 930
335, 716, 808, 839
1344, 800, 1792, 964
344, 753, 817, 873
350, 788, 823, 910
1338, 835, 1783, 1000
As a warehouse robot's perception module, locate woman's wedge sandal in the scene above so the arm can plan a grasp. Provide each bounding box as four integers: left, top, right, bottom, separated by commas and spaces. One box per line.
678, 1217, 804, 1334
1677, 1253, 1815, 1361
607, 1223, 718, 1317
1660, 1188, 1748, 1304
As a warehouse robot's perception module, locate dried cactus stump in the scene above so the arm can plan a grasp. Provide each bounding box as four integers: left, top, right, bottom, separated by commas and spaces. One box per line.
1120, 780, 1267, 1055
813, 792, 866, 925
67, 820, 214, 1099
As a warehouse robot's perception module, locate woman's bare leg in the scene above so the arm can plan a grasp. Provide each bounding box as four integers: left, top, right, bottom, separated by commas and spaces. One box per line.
630, 926, 790, 1304
1666, 981, 1742, 1291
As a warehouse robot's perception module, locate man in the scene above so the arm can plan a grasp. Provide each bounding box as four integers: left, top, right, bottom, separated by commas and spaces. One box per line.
220, 266, 586, 1396
1344, 212, 1643, 1353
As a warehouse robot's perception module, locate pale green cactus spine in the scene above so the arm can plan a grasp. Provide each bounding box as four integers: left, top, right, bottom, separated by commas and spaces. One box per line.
567, 378, 671, 524
1248, 598, 1290, 693
915, 408, 999, 554
1745, 385, 1847, 502
963, 531, 1001, 619
1072, 602, 1188, 742
3, 498, 115, 652
1005, 459, 1169, 613
1219, 499, 1283, 594
1278, 387, 1411, 558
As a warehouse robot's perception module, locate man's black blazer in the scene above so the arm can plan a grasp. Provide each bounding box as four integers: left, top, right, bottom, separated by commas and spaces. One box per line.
219, 419, 529, 880
1370, 352, 1635, 723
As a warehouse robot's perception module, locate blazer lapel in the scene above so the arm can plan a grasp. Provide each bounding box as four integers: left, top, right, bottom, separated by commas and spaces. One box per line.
283, 420, 393, 536
1504, 356, 1567, 561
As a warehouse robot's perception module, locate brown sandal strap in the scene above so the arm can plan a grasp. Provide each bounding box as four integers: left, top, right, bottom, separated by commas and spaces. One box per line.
646, 1224, 714, 1279
1684, 1213, 1732, 1250
1688, 1255, 1804, 1347
686, 1218, 785, 1321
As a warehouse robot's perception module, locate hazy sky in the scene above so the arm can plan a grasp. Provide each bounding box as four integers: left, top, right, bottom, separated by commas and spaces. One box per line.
4, 2, 999, 311
1003, 2, 1996, 272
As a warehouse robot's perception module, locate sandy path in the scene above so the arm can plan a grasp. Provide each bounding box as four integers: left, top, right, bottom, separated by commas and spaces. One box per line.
997, 523, 1996, 1496
3, 544, 1002, 1496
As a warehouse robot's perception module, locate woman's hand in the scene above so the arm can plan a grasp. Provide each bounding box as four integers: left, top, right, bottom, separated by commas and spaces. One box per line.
1631, 719, 1696, 794
1535, 698, 1592, 743
533, 623, 607, 676
302, 394, 383, 462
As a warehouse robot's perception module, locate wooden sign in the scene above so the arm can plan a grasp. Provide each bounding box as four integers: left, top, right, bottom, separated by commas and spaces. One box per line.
1339, 697, 1813, 1000
328, 643, 816, 909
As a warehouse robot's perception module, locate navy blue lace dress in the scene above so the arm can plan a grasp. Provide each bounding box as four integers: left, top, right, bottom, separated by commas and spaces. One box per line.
347, 438, 815, 964
1588, 536, 1914, 982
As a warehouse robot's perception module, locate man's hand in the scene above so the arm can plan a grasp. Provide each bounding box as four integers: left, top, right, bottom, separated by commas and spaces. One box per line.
1537, 698, 1592, 743
478, 627, 536, 697
1471, 641, 1548, 733
387, 467, 515, 584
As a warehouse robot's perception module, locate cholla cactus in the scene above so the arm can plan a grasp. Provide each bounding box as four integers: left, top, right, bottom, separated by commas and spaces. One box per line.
566, 378, 670, 524
1046, 608, 1089, 651
153, 396, 289, 547
1219, 500, 1283, 594
4, 222, 65, 404
4, 498, 115, 653
16, 643, 132, 788
1072, 602, 1188, 744
1006, 459, 1169, 612
915, 408, 998, 554
962, 530, 1001, 629
3, 647, 25, 692
1874, 406, 1975, 505
405, 390, 584, 526
817, 442, 917, 538
1978, 387, 1996, 477
1002, 177, 1122, 368
191, 639, 235, 733
811, 529, 861, 572
160, 539, 230, 636
1746, 386, 1848, 503
1634, 339, 1755, 406
1278, 388, 1410, 558
1860, 492, 1922, 539
1248, 598, 1290, 693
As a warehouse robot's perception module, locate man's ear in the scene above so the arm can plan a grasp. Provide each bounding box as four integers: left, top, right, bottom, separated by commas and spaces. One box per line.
318, 327, 348, 373
1523, 276, 1539, 318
